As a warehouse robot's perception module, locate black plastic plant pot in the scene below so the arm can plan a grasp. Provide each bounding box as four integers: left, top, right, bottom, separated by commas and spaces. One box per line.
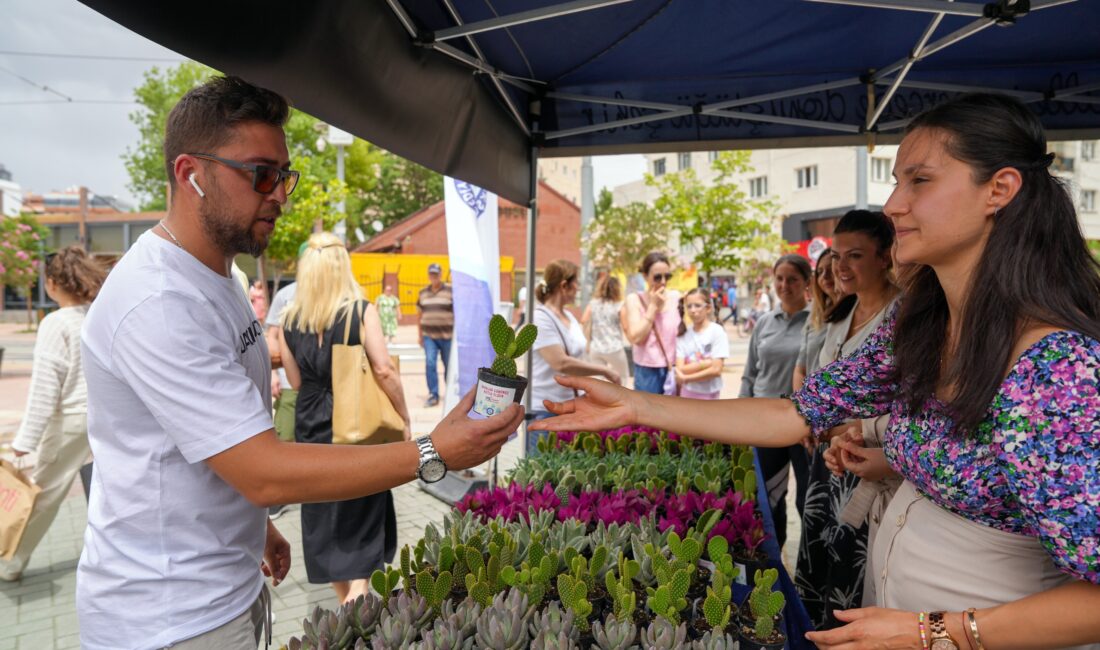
738, 628, 787, 650
468, 367, 529, 418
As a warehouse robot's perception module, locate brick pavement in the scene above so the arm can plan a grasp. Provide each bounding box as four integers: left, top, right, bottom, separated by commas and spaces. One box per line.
0, 319, 791, 649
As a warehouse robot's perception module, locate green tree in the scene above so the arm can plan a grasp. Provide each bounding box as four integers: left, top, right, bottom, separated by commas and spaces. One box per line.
0, 214, 49, 327
124, 62, 218, 211
265, 156, 348, 282
596, 187, 614, 217
582, 201, 673, 275
648, 151, 787, 286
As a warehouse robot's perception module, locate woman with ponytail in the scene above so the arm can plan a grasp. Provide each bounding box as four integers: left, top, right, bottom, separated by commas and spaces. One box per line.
534, 93, 1100, 647
2, 246, 107, 581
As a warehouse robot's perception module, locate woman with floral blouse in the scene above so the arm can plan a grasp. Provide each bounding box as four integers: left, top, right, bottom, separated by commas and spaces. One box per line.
532, 92, 1100, 649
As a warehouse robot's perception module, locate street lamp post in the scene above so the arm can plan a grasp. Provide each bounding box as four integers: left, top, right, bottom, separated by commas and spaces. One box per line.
319, 125, 355, 243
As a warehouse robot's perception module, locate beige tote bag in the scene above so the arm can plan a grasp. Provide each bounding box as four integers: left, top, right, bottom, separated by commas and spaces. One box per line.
0, 458, 41, 560
331, 301, 405, 445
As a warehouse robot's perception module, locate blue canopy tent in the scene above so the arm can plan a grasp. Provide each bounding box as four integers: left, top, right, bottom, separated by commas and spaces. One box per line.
76, 0, 1100, 643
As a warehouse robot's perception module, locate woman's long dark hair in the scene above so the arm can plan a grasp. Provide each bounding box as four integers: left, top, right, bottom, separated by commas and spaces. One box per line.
826, 210, 894, 324
890, 93, 1100, 436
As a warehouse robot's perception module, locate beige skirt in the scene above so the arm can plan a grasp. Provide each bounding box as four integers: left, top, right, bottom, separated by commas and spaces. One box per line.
871, 480, 1098, 650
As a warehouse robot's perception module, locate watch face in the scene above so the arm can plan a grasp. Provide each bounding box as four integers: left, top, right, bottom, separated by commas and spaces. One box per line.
419, 458, 447, 483
931, 640, 959, 650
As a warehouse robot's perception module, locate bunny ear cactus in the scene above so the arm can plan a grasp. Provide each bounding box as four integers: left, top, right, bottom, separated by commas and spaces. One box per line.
370, 567, 401, 606
702, 582, 732, 630
748, 568, 786, 641
488, 314, 537, 379
416, 569, 454, 612
556, 574, 593, 630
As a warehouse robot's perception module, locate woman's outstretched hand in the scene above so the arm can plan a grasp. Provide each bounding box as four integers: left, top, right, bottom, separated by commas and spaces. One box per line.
528, 375, 639, 432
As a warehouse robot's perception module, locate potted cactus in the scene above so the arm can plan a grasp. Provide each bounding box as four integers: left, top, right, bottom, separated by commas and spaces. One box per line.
470, 314, 537, 418
738, 568, 787, 650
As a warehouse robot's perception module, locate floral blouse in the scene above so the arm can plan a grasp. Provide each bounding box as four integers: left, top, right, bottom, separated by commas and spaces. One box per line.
790, 309, 1100, 584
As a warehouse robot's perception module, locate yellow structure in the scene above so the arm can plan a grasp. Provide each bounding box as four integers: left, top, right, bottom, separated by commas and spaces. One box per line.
350, 253, 515, 317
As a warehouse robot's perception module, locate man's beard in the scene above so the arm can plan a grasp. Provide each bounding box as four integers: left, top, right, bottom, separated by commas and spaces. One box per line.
197, 184, 275, 258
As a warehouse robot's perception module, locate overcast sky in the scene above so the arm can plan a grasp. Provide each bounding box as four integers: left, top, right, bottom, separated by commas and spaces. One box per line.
2, 0, 645, 207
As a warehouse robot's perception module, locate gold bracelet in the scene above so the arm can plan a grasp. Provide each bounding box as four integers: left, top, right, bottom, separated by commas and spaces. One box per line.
966, 609, 985, 650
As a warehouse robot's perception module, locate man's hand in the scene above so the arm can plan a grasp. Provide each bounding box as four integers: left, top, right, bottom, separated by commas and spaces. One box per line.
429, 389, 524, 471
261, 519, 291, 587
528, 376, 638, 433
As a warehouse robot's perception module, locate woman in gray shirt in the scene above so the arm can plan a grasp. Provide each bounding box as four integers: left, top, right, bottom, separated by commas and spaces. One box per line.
739, 254, 812, 549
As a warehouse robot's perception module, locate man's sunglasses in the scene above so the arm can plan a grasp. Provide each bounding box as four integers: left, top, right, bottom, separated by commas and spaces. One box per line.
188, 153, 300, 196
651, 273, 673, 282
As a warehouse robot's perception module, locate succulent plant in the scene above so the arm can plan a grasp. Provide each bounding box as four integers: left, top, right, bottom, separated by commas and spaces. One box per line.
529, 629, 579, 650
474, 590, 533, 650
418, 618, 475, 650
748, 568, 786, 640
371, 567, 401, 606
294, 605, 356, 650
372, 608, 418, 649
690, 631, 738, 650
702, 582, 732, 630
386, 590, 434, 631
555, 574, 593, 630
417, 569, 454, 612
640, 618, 688, 650
487, 314, 537, 378
439, 597, 482, 639
527, 601, 577, 641
343, 592, 383, 639
604, 553, 640, 622
590, 615, 639, 650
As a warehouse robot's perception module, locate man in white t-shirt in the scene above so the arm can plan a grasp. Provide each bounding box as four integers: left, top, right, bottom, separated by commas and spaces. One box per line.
78, 76, 523, 650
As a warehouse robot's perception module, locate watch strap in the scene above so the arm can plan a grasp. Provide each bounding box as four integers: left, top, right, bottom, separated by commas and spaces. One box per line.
928, 611, 958, 649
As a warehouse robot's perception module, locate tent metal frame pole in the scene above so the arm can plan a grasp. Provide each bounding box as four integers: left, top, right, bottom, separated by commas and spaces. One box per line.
865, 7, 947, 129
878, 78, 1044, 100
429, 42, 541, 93
523, 140, 539, 456
918, 17, 995, 58
434, 0, 635, 41
545, 107, 696, 140
804, 0, 985, 15
547, 91, 685, 112
384, 0, 419, 37
438, 0, 531, 135
713, 110, 863, 133
702, 78, 862, 112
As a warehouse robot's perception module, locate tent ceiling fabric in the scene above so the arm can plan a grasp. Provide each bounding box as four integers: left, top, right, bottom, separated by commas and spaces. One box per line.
81, 0, 1100, 204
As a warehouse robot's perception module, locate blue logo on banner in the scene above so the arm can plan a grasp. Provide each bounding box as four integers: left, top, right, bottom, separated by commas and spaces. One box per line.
454, 179, 487, 219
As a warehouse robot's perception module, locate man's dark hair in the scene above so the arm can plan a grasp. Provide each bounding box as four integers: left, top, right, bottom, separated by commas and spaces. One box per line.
163, 76, 290, 190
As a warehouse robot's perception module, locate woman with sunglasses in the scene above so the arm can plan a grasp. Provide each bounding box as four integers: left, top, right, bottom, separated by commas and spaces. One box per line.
623, 252, 681, 394
2, 246, 107, 582
532, 93, 1100, 648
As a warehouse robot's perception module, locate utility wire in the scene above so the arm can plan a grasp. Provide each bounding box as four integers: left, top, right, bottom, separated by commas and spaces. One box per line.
0, 99, 137, 105
0, 50, 184, 63
0, 64, 72, 101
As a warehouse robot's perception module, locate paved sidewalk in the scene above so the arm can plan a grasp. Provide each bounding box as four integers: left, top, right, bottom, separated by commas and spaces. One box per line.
0, 319, 780, 649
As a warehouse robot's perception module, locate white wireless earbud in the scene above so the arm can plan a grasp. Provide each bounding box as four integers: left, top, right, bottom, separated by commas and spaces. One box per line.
188, 173, 205, 198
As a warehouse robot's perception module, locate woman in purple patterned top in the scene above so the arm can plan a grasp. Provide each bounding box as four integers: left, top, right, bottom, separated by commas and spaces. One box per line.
532, 93, 1100, 649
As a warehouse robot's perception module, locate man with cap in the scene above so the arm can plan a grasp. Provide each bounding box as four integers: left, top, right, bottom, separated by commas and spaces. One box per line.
417, 263, 454, 407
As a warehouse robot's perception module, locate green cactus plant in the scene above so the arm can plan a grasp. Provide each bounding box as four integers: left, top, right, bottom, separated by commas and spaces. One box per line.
556, 574, 593, 630
702, 582, 732, 630
590, 615, 639, 650
416, 569, 454, 612
370, 567, 401, 606
747, 568, 786, 641
487, 314, 537, 379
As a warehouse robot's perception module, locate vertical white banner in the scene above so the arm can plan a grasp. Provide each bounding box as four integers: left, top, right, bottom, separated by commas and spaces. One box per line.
442, 178, 500, 412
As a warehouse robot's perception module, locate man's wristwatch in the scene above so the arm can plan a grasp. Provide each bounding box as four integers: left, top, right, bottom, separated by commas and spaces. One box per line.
416, 436, 447, 483
928, 611, 960, 650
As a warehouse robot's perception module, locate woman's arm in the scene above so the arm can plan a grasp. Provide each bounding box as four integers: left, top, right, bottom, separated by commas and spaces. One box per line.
679, 358, 724, 383
11, 318, 67, 454
361, 303, 412, 438
276, 328, 301, 390
580, 303, 593, 342
739, 325, 761, 398
807, 582, 1100, 649
538, 345, 620, 384
623, 293, 657, 345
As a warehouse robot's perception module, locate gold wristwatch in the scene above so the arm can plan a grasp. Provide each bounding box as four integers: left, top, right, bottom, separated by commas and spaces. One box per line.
928, 611, 960, 650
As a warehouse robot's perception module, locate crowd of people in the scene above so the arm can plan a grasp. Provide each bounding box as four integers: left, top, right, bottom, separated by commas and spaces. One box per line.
2, 75, 1097, 650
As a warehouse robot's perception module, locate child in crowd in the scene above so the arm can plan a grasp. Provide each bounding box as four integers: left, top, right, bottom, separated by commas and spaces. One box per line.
674, 288, 729, 399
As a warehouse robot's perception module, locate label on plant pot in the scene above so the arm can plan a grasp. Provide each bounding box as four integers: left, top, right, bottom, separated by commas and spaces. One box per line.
734, 561, 748, 585
470, 380, 517, 419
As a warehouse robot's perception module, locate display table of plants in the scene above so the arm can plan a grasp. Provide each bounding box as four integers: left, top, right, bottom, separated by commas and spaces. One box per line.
284, 427, 806, 649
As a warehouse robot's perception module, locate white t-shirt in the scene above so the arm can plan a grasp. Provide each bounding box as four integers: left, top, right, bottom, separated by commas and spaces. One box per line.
266, 282, 297, 389
78, 231, 274, 650
531, 305, 587, 406
675, 321, 730, 395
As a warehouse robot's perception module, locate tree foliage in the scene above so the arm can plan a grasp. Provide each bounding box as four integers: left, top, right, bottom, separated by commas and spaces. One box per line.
582, 201, 674, 275
123, 62, 444, 253
648, 151, 788, 283
0, 214, 48, 325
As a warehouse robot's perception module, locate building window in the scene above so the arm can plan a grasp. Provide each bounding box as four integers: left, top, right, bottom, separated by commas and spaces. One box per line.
748, 176, 768, 198
796, 165, 818, 189
1084, 142, 1097, 161
678, 153, 692, 170
1083, 189, 1097, 213
653, 158, 666, 176
708, 151, 719, 163
871, 157, 892, 183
